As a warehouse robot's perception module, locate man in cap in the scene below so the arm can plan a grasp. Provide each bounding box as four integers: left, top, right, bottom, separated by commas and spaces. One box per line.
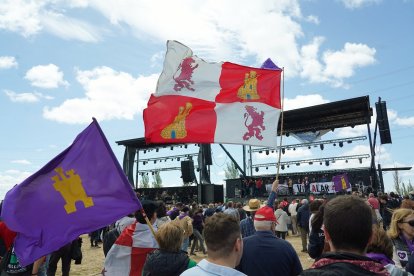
240, 198, 261, 238
237, 180, 303, 276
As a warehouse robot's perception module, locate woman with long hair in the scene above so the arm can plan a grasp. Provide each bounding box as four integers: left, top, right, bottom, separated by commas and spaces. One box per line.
387, 208, 414, 269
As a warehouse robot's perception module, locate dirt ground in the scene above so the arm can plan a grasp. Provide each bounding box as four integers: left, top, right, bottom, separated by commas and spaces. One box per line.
56, 233, 314, 275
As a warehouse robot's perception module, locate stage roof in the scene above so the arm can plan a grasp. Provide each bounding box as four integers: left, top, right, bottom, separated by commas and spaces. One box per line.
116, 96, 372, 150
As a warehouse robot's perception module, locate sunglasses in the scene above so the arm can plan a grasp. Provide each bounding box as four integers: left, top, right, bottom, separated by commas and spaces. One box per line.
400, 220, 414, 227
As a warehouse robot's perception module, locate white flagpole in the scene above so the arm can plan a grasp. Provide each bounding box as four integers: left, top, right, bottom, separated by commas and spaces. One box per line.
275, 67, 285, 180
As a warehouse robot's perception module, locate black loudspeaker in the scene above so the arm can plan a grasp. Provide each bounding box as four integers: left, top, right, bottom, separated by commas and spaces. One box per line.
181, 160, 195, 183
203, 144, 212, 165
375, 101, 392, 144
200, 184, 224, 204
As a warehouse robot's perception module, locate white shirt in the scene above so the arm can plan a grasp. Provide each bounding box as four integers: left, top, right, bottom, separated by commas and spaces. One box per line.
288, 203, 298, 216
180, 259, 246, 276
275, 209, 288, 232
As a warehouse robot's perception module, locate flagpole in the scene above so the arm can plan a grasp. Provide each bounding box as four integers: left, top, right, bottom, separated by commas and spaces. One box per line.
275, 67, 285, 181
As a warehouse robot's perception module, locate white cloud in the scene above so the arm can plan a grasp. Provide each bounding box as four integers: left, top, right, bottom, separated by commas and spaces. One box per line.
75, 0, 305, 76
284, 94, 330, 110
0, 169, 32, 200
4, 90, 53, 103
41, 11, 101, 42
301, 39, 376, 87
11, 159, 31, 165
0, 0, 377, 85
0, 56, 18, 69
43, 66, 159, 124
341, 0, 382, 9
305, 15, 320, 25
387, 109, 414, 127
0, 0, 101, 41
150, 51, 164, 68
395, 117, 414, 127
25, 64, 69, 89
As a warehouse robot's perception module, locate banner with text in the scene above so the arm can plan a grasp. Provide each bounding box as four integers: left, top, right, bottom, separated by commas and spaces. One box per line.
293, 182, 352, 195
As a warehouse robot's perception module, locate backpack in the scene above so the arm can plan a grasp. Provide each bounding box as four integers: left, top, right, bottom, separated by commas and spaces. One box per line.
103, 226, 120, 257
1, 244, 32, 275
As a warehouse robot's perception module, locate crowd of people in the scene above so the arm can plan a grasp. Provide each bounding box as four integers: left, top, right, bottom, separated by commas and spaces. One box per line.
2, 182, 414, 275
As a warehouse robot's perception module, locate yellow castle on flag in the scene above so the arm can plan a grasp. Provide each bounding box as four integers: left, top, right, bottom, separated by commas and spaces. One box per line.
237, 71, 260, 100
52, 167, 94, 214
161, 102, 193, 139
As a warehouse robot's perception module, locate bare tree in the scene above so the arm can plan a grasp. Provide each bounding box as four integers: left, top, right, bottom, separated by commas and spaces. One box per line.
224, 162, 239, 179
393, 170, 402, 195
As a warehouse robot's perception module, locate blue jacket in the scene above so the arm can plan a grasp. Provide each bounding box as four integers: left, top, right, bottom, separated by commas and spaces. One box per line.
297, 204, 311, 231
237, 231, 303, 276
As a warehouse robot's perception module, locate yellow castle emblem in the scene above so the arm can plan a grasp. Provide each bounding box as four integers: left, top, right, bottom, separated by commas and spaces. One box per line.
161, 102, 192, 139
237, 71, 260, 100
51, 167, 94, 214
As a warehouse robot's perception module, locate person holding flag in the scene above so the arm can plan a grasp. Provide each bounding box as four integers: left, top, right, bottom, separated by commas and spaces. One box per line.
1, 119, 142, 268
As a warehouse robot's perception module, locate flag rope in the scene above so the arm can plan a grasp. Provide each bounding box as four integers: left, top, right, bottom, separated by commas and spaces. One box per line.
275, 67, 285, 180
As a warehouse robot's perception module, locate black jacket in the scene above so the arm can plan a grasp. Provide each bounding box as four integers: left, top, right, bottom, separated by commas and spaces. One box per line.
308, 228, 325, 259
300, 252, 386, 276
142, 249, 190, 276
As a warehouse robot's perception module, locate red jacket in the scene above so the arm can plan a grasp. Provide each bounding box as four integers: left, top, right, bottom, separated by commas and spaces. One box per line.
0, 222, 17, 250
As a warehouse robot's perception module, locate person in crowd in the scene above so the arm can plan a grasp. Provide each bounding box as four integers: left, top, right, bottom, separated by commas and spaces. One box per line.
401, 194, 414, 210
236, 202, 247, 221
304, 177, 310, 195
237, 180, 303, 276
223, 201, 240, 221
190, 208, 206, 255
368, 193, 383, 224
309, 200, 323, 233
240, 199, 260, 238
168, 202, 183, 220
203, 203, 215, 218
143, 222, 196, 276
255, 178, 263, 197
301, 196, 389, 275
155, 201, 171, 229
387, 208, 414, 269
367, 225, 412, 276
180, 213, 245, 276
104, 200, 159, 276
288, 199, 299, 236
89, 229, 100, 248
115, 213, 136, 232
175, 206, 193, 252
308, 204, 327, 260
297, 199, 311, 252
275, 202, 289, 240
47, 242, 73, 276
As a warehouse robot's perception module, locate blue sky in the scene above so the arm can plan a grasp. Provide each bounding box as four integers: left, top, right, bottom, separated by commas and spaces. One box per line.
1, 0, 413, 199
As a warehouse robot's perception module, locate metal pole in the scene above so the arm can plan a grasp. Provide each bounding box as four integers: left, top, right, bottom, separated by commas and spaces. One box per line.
378, 164, 385, 192
135, 149, 139, 190
219, 144, 246, 177
243, 145, 246, 175
249, 146, 253, 176
367, 122, 377, 190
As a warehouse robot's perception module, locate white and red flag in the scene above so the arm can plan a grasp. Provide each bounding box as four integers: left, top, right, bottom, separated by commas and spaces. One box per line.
104, 222, 158, 276
144, 40, 282, 147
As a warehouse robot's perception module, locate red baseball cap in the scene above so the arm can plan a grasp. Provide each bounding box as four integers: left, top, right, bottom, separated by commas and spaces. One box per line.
254, 206, 276, 222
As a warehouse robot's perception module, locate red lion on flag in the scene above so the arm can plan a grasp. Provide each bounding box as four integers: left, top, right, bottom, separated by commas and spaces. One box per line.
243, 105, 265, 141
173, 57, 198, 91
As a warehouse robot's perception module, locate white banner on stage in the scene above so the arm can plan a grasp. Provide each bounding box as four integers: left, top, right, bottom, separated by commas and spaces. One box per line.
293, 182, 351, 194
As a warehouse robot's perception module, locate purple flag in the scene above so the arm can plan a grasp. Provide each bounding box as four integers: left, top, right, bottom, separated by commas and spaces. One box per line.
261, 58, 281, 70
332, 174, 350, 192
1, 119, 141, 266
